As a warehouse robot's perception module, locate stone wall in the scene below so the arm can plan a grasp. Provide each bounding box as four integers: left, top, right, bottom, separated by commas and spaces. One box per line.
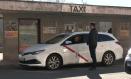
0, 1, 131, 15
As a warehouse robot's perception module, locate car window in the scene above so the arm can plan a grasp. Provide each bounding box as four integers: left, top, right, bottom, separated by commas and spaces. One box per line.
45, 34, 70, 44
98, 34, 114, 42
64, 34, 85, 45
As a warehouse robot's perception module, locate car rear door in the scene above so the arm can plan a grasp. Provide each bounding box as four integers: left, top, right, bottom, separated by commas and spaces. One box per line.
96, 34, 115, 62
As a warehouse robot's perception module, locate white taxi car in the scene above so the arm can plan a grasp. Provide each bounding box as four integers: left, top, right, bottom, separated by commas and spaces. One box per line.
19, 32, 123, 70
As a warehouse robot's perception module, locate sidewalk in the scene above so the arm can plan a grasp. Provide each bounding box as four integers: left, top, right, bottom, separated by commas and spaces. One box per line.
0, 60, 20, 70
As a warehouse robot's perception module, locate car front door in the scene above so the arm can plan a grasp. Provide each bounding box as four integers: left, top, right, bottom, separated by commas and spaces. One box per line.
62, 34, 92, 64
62, 35, 80, 64
76, 34, 92, 64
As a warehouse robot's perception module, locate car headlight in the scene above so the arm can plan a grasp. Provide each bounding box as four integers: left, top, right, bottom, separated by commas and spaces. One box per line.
32, 50, 45, 55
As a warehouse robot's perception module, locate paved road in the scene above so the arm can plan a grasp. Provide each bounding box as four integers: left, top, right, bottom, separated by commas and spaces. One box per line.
0, 60, 130, 79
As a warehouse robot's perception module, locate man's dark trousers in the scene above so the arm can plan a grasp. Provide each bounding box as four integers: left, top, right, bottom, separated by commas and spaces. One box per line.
89, 46, 97, 68
88, 28, 98, 68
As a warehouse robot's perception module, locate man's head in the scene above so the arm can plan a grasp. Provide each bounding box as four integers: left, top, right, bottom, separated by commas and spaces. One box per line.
74, 36, 81, 43
90, 23, 96, 30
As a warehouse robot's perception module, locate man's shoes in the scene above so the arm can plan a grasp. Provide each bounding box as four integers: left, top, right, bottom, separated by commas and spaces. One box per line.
89, 67, 96, 71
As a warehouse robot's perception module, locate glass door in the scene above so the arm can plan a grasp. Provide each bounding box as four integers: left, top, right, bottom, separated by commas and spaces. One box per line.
19, 19, 39, 52
0, 19, 3, 49
0, 18, 3, 60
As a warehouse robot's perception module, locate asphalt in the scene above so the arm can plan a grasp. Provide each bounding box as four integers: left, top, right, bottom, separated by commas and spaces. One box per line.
0, 59, 130, 79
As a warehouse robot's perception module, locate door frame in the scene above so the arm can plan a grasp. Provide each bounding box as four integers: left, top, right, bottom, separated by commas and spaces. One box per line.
0, 17, 4, 54
18, 18, 41, 53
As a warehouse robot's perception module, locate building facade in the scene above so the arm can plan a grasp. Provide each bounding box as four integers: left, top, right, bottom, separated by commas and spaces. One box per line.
0, 1, 131, 64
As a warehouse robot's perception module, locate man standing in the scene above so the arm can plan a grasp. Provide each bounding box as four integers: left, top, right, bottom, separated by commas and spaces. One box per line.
87, 23, 98, 70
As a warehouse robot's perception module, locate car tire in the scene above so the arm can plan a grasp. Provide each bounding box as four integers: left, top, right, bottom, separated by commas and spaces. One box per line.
46, 54, 63, 70
102, 51, 115, 66
125, 62, 131, 74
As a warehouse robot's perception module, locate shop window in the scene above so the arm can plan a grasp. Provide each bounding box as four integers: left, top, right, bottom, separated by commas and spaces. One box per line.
19, 19, 40, 52
119, 23, 130, 39
99, 22, 112, 32
64, 24, 76, 33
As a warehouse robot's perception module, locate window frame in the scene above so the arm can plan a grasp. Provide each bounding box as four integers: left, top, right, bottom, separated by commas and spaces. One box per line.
62, 34, 86, 45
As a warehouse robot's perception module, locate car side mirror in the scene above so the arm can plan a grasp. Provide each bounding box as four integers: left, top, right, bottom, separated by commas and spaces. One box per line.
65, 41, 72, 45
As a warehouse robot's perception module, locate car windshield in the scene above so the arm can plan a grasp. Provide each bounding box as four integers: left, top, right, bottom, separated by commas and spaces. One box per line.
45, 34, 70, 44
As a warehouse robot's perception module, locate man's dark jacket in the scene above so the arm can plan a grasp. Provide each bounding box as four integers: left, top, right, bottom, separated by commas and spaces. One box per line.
87, 28, 98, 49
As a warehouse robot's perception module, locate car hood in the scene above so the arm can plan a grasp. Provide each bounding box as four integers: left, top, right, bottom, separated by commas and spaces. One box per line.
23, 44, 50, 53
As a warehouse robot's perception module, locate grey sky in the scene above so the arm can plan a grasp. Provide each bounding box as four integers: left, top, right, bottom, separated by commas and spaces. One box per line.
34, 0, 131, 7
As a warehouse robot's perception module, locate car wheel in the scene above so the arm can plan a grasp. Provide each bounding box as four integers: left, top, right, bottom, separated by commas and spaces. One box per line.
125, 62, 131, 74
46, 54, 62, 70
102, 51, 115, 66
